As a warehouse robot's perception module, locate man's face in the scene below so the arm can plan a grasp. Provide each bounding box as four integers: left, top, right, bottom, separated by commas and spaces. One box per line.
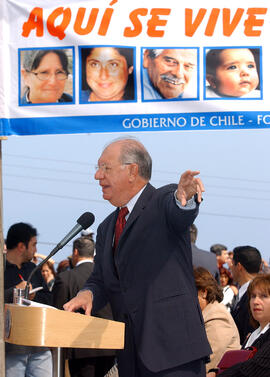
220, 249, 229, 265
94, 142, 133, 207
22, 236, 37, 262
143, 49, 197, 99
231, 259, 239, 284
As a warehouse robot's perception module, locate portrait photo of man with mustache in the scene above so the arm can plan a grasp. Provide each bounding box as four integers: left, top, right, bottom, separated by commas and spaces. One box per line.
142, 48, 198, 101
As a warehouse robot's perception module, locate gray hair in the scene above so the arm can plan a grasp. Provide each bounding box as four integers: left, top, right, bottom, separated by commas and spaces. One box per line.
107, 137, 152, 180
146, 49, 164, 60
22, 49, 69, 74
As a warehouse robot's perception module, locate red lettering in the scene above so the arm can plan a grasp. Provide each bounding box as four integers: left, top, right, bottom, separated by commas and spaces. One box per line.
223, 8, 244, 36
47, 7, 71, 40
123, 8, 147, 37
22, 7, 43, 37
74, 8, 99, 35
147, 8, 171, 37
185, 8, 207, 37
244, 8, 267, 36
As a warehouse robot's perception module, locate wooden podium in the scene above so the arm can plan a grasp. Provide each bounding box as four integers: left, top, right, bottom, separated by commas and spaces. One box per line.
5, 304, 124, 376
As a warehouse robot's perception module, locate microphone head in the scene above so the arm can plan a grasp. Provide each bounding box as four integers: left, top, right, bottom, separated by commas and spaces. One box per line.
77, 212, 95, 230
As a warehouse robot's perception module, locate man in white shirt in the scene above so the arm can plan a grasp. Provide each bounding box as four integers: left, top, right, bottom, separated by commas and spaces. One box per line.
231, 245, 262, 344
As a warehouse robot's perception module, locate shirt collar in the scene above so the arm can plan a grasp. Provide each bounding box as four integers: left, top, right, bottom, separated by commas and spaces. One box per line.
239, 280, 251, 301
122, 185, 146, 216
76, 259, 93, 267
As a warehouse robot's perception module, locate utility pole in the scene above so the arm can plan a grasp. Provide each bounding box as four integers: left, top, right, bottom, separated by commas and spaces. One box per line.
0, 138, 7, 377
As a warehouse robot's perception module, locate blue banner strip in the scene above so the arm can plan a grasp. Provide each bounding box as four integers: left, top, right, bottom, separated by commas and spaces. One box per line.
1, 111, 270, 136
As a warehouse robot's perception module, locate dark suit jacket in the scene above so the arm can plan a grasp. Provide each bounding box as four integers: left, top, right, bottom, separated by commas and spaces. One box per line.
52, 261, 114, 359
219, 327, 270, 377
84, 183, 211, 374
231, 291, 255, 345
191, 243, 220, 282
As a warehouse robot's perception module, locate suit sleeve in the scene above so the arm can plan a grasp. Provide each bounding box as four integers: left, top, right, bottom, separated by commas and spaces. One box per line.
204, 306, 240, 371
162, 186, 199, 235
52, 274, 70, 309
83, 224, 109, 312
218, 338, 270, 376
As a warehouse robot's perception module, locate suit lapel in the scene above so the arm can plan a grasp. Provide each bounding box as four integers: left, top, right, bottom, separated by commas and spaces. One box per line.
103, 210, 119, 278
115, 183, 156, 255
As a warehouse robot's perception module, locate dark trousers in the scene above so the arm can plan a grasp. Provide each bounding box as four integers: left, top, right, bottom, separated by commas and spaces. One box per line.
117, 317, 206, 377
68, 356, 115, 377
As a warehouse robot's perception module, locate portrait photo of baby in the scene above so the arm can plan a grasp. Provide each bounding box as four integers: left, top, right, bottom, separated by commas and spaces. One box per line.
204, 47, 262, 100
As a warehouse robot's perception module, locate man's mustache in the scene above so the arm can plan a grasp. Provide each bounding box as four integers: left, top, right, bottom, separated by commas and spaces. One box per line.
160, 74, 186, 85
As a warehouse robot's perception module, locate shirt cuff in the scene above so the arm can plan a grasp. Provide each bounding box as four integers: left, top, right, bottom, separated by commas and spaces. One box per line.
79, 288, 93, 300
174, 190, 196, 210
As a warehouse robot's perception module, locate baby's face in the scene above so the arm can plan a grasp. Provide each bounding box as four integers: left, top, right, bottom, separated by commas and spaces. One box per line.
214, 49, 259, 97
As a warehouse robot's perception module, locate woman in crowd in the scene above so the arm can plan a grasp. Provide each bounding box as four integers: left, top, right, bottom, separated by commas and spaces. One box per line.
41, 261, 56, 292
208, 274, 270, 376
219, 267, 238, 311
21, 49, 73, 104
193, 267, 240, 373
81, 46, 134, 102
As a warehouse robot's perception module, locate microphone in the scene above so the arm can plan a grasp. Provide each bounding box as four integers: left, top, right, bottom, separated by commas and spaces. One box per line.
25, 212, 95, 298
57, 212, 95, 250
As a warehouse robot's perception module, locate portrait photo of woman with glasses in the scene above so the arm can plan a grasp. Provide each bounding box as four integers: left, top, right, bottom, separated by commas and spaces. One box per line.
80, 46, 135, 103
20, 48, 74, 105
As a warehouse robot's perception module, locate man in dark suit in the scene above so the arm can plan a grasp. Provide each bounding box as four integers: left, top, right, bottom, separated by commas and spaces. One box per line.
52, 236, 115, 377
64, 138, 211, 377
230, 245, 262, 345
190, 224, 220, 282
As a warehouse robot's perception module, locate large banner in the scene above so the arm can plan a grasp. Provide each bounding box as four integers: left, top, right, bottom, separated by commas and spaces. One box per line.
0, 0, 270, 135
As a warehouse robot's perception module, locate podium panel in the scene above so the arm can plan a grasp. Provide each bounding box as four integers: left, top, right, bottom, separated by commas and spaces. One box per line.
5, 304, 124, 349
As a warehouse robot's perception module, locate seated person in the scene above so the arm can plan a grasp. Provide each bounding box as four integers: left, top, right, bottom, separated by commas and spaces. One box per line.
206, 48, 260, 98
194, 267, 240, 373
41, 261, 56, 292
208, 274, 270, 376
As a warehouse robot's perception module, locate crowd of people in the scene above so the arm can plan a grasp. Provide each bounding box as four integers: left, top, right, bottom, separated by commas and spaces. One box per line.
4, 137, 270, 377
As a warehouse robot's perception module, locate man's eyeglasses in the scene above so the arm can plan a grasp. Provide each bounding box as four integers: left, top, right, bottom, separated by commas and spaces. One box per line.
95, 163, 132, 174
27, 70, 68, 81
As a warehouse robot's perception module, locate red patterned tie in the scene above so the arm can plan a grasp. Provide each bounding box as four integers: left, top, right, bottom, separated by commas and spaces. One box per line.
114, 207, 129, 250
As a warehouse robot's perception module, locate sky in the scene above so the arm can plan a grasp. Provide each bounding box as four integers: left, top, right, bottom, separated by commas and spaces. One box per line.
2, 128, 270, 266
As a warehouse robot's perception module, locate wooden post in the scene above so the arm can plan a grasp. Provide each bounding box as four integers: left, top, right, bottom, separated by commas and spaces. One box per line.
0, 137, 7, 376
0, 138, 5, 376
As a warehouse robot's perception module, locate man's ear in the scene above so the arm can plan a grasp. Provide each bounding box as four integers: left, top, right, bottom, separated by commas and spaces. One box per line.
128, 65, 134, 75
73, 248, 79, 257
128, 163, 139, 182
237, 262, 243, 272
206, 74, 217, 89
143, 50, 150, 69
17, 242, 26, 253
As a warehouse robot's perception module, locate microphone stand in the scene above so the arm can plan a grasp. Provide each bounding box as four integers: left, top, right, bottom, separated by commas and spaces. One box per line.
25, 243, 64, 299
25, 212, 95, 298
